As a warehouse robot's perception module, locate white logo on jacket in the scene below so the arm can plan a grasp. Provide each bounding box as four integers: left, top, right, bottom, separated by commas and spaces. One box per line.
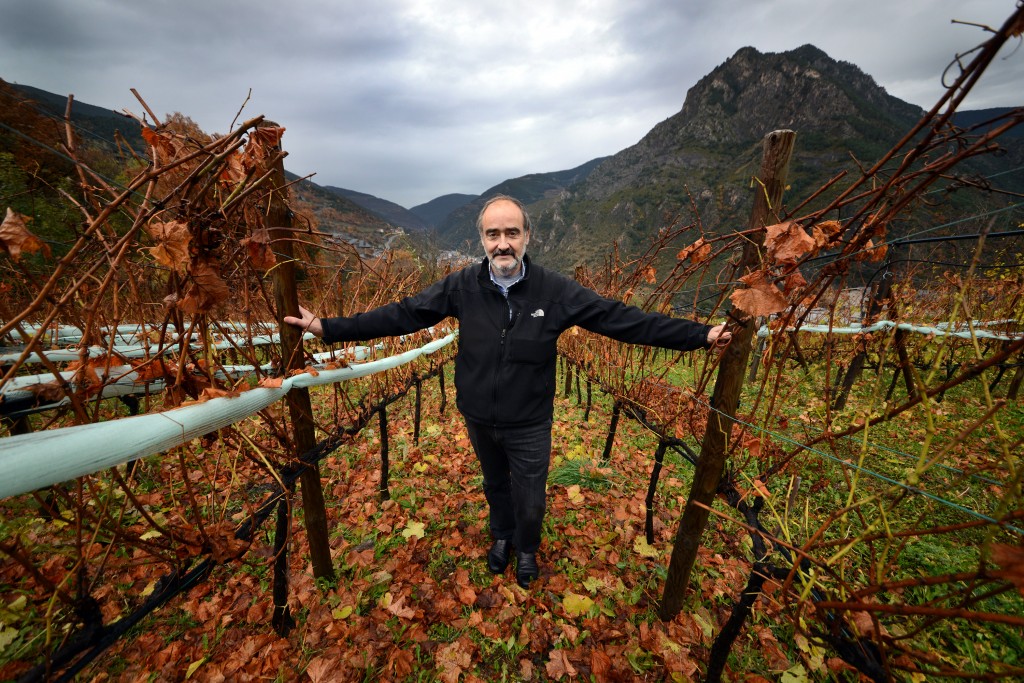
531, 309, 545, 318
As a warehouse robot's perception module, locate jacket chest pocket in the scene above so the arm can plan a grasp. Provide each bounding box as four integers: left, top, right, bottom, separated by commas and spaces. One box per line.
508, 338, 554, 366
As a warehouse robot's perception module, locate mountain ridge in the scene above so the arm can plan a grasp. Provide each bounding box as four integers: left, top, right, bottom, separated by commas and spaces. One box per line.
5, 43, 1021, 270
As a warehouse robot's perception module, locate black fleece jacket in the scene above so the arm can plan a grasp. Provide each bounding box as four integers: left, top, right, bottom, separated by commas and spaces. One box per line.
320, 256, 713, 428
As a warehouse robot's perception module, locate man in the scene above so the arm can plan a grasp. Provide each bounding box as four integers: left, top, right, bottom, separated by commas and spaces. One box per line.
285, 195, 730, 588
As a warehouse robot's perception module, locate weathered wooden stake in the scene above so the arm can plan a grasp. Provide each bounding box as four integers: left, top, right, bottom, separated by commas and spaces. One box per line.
601, 400, 622, 465
271, 499, 295, 635
438, 368, 447, 414
413, 375, 422, 445
379, 405, 390, 501
645, 440, 669, 545
584, 378, 593, 422
265, 122, 335, 581
659, 130, 795, 620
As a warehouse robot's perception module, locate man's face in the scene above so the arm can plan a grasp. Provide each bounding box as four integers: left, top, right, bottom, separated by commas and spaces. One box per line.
480, 200, 529, 277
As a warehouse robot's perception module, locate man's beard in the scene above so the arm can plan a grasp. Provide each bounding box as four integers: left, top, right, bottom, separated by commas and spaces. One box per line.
488, 249, 524, 277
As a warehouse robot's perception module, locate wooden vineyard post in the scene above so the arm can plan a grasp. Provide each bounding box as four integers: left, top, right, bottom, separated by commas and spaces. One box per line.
264, 122, 335, 582
659, 130, 795, 620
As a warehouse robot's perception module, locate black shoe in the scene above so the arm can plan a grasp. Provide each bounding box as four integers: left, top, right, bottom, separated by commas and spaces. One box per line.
487, 539, 512, 574
515, 552, 539, 588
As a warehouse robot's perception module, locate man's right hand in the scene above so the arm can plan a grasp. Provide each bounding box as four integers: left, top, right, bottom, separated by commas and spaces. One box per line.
283, 305, 324, 338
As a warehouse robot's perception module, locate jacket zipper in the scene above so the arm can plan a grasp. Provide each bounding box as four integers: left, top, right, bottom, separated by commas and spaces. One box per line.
492, 297, 519, 426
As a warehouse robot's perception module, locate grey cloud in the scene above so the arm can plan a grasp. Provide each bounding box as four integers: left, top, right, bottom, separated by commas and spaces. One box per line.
1, 0, 1020, 208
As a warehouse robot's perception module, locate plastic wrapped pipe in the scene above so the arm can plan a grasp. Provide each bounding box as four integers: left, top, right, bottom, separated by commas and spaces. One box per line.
0, 332, 318, 365
0, 333, 456, 499
0, 345, 374, 418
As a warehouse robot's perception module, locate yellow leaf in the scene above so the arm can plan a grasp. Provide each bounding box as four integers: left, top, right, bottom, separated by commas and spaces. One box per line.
633, 536, 660, 558
401, 520, 426, 540
7, 596, 26, 612
562, 592, 594, 617
582, 576, 604, 593
413, 462, 428, 474
0, 625, 17, 654
140, 529, 162, 541
332, 605, 353, 620
780, 663, 807, 683
566, 484, 584, 504
185, 657, 205, 679
141, 580, 157, 598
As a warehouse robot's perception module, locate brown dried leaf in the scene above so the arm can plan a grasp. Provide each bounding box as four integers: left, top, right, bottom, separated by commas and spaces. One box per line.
545, 649, 578, 679
145, 220, 191, 273
218, 151, 247, 186
200, 387, 240, 401
990, 543, 1024, 595
765, 221, 815, 265
141, 127, 177, 159
435, 638, 473, 683
643, 266, 657, 284
304, 654, 346, 683
1, 208, 51, 261
812, 220, 843, 249
26, 380, 65, 404
730, 270, 789, 317
386, 646, 415, 679
242, 126, 285, 172
131, 358, 175, 384
206, 521, 250, 563
677, 237, 712, 265
178, 260, 231, 314
783, 269, 808, 295
240, 228, 276, 271
1011, 12, 1024, 38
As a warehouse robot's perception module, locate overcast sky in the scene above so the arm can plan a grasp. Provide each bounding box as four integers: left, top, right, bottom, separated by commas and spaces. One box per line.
1, 0, 1021, 208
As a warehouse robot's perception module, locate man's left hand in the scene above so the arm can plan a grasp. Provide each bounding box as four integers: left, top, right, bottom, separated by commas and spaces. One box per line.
707, 323, 731, 348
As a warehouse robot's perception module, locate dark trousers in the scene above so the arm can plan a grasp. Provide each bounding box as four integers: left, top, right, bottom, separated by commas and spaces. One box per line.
464, 418, 552, 554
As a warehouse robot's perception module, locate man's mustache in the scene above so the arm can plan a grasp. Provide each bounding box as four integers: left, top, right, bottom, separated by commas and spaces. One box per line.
492, 248, 516, 257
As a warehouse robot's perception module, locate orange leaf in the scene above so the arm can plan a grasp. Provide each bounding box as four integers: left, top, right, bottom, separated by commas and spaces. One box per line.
385, 594, 417, 619
643, 266, 657, 284
0, 208, 51, 261
730, 270, 789, 317
677, 237, 712, 264
218, 151, 246, 186
765, 221, 815, 265
259, 376, 284, 388
240, 228, 276, 271
200, 387, 239, 401
590, 649, 613, 682
141, 126, 177, 158
782, 269, 807, 295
